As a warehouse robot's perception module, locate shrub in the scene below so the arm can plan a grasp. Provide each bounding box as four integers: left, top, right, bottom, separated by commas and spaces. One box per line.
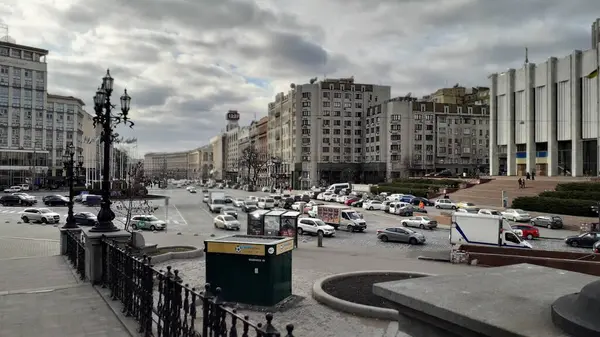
379, 183, 441, 193
391, 178, 461, 188
370, 185, 429, 198
511, 196, 597, 217
539, 191, 600, 201
555, 182, 600, 192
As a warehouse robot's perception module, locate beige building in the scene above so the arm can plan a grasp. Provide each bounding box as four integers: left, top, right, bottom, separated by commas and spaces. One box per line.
187, 145, 212, 180
210, 134, 224, 180
143, 151, 189, 179
428, 86, 490, 106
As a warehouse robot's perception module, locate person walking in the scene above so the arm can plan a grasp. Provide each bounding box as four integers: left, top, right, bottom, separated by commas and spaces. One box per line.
518, 178, 522, 189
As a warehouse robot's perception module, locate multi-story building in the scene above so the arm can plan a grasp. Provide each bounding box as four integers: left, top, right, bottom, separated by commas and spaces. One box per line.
209, 134, 224, 180
223, 110, 240, 181
0, 41, 51, 186
428, 86, 490, 106
143, 151, 189, 179
187, 145, 213, 180
489, 20, 600, 177
280, 77, 391, 189
464, 87, 490, 105
237, 126, 250, 182
369, 98, 490, 179
254, 116, 269, 186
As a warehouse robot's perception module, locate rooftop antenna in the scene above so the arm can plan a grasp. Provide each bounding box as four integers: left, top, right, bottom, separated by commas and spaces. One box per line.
525, 47, 529, 65
0, 23, 14, 44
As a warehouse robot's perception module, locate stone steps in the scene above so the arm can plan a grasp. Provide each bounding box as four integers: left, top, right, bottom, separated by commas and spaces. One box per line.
448, 179, 559, 206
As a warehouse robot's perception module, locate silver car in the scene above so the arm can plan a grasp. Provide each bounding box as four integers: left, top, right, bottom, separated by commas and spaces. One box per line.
376, 227, 425, 244
220, 206, 238, 219
20, 208, 61, 224
400, 216, 438, 230
213, 215, 240, 230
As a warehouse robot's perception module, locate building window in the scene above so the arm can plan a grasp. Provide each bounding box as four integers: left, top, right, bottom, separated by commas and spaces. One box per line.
444, 105, 449, 113
467, 107, 473, 114
10, 49, 20, 58
302, 101, 310, 107
323, 101, 330, 107
420, 104, 426, 112
457, 106, 463, 114
302, 92, 311, 99
482, 107, 487, 114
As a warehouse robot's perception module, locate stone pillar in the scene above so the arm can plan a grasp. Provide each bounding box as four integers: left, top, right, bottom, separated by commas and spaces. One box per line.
571, 50, 583, 177
82, 229, 131, 284
525, 63, 537, 174
547, 57, 559, 176
506, 69, 517, 176
489, 73, 499, 175
59, 227, 82, 255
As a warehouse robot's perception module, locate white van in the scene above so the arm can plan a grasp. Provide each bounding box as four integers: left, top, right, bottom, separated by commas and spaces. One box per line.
19, 184, 30, 191
258, 197, 275, 209
389, 202, 413, 215
326, 183, 351, 193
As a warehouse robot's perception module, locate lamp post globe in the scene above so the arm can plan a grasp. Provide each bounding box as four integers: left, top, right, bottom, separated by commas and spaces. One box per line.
89, 69, 134, 233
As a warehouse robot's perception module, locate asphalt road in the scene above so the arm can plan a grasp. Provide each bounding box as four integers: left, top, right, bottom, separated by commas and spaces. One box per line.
147, 187, 585, 253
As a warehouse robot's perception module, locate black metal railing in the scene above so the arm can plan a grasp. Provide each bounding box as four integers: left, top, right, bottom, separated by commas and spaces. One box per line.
65, 230, 86, 280
101, 238, 295, 337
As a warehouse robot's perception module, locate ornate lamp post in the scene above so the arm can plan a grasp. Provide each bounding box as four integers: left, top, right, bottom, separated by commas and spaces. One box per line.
90, 69, 132, 233
62, 142, 84, 229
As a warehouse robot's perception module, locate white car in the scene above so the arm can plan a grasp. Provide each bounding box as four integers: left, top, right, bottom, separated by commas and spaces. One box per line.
213, 215, 241, 230
434, 199, 457, 210
13, 193, 37, 203
248, 196, 258, 202
298, 218, 335, 237
257, 197, 275, 209
363, 200, 383, 210
233, 198, 245, 207
478, 209, 502, 216
501, 209, 531, 222
4, 186, 21, 193
386, 194, 404, 201
20, 208, 61, 224
324, 193, 337, 202
291, 202, 304, 211
202, 195, 209, 203
336, 195, 345, 203
261, 187, 270, 192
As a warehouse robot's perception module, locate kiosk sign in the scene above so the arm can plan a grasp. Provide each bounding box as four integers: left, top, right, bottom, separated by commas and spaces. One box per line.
206, 242, 265, 256
276, 239, 294, 255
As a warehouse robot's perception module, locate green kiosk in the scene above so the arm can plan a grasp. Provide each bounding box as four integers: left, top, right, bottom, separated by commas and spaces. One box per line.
204, 234, 294, 306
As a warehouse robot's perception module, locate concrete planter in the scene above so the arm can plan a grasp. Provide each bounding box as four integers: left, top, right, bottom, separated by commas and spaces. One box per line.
149, 246, 203, 264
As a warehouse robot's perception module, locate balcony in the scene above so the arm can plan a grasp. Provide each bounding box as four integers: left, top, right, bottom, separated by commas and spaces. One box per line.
35, 85, 44, 91
24, 83, 32, 89
67, 109, 74, 114
35, 123, 43, 129
12, 82, 21, 88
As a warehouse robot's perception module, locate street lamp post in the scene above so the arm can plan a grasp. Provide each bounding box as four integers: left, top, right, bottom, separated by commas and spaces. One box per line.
62, 142, 84, 229
90, 69, 132, 233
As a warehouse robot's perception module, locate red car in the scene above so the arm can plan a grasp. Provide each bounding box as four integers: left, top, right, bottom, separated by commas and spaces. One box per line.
345, 197, 359, 206
513, 224, 540, 240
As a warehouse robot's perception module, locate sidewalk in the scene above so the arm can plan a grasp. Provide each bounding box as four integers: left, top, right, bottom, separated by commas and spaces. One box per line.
0, 255, 131, 337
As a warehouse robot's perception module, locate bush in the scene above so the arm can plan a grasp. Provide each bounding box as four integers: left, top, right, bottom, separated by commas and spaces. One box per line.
370, 185, 429, 198
511, 196, 597, 217
379, 183, 441, 193
555, 182, 600, 192
392, 178, 461, 188
539, 191, 600, 201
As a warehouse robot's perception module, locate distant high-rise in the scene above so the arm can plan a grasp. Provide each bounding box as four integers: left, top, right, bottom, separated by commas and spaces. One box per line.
592, 18, 600, 47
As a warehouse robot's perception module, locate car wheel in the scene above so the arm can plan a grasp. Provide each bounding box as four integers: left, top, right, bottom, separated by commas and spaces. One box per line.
547, 224, 552, 229
451, 206, 457, 210
132, 224, 137, 230
409, 238, 417, 245
435, 205, 440, 209
298, 228, 304, 235
526, 234, 533, 240
402, 222, 406, 227
347, 225, 353, 232
530, 221, 535, 226
150, 225, 156, 231
369, 207, 373, 210
22, 216, 29, 223
419, 224, 425, 229
41, 218, 47, 224
571, 241, 578, 247
380, 235, 388, 242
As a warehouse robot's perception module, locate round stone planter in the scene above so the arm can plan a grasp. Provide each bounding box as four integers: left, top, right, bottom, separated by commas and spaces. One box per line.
312, 270, 433, 320
148, 246, 203, 264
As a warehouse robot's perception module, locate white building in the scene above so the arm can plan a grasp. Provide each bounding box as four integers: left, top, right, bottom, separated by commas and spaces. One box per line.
489, 44, 600, 177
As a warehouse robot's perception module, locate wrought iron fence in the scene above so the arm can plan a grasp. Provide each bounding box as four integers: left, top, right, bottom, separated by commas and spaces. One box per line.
101, 238, 295, 337
65, 229, 85, 280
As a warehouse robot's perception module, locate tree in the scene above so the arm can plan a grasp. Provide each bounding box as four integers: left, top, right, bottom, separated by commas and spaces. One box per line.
110, 162, 156, 232
402, 156, 416, 177
238, 145, 268, 185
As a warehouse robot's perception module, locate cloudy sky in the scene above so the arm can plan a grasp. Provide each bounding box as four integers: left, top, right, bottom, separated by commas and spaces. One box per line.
2, 0, 599, 155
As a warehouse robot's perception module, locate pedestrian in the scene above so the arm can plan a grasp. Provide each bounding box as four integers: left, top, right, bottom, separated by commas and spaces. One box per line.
518, 178, 522, 189
531, 170, 536, 181
526, 172, 531, 180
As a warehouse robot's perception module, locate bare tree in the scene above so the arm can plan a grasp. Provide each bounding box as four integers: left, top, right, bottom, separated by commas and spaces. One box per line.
402, 156, 415, 178
238, 145, 268, 185
110, 162, 157, 232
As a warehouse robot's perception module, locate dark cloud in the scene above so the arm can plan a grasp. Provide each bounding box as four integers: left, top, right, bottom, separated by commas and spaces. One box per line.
133, 85, 175, 108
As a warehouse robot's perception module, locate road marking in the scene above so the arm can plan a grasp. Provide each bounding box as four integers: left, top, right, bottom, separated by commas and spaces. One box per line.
171, 203, 188, 225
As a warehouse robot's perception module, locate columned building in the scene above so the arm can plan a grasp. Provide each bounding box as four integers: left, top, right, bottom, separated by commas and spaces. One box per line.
489, 46, 600, 177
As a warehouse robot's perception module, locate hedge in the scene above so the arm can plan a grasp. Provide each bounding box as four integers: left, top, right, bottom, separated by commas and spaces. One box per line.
370, 185, 429, 198
511, 196, 597, 217
378, 183, 441, 193
539, 191, 600, 201
555, 182, 600, 192
392, 178, 461, 188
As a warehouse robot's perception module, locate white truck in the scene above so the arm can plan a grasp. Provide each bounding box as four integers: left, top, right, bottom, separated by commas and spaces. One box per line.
311, 204, 367, 232
450, 212, 532, 249
208, 191, 226, 213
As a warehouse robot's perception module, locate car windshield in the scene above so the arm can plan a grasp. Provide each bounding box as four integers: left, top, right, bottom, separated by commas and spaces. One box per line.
223, 216, 236, 222
236, 199, 244, 201
401, 227, 416, 234
266, 198, 274, 202
314, 219, 327, 226
82, 212, 95, 217
516, 210, 528, 214
39, 209, 51, 213
422, 217, 431, 221
272, 196, 281, 200
372, 201, 381, 204
346, 212, 360, 220
147, 216, 159, 221
552, 216, 562, 220
245, 201, 257, 205
465, 203, 475, 206
224, 207, 236, 211
213, 199, 225, 204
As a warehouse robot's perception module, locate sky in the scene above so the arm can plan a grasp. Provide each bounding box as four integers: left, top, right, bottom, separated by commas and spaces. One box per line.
1, 0, 599, 155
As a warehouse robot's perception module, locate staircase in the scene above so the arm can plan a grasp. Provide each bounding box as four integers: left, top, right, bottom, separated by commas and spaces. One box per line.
447, 177, 562, 208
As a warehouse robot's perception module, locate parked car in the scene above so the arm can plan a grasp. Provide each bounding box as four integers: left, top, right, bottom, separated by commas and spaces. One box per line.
13, 193, 36, 204
213, 215, 240, 230
376, 227, 426, 244
291, 202, 304, 211
242, 201, 258, 212
565, 232, 600, 248
130, 215, 166, 231
220, 206, 238, 219
389, 202, 413, 216
43, 194, 65, 203
345, 197, 359, 206
434, 199, 457, 210
297, 218, 335, 237
456, 202, 479, 212
20, 208, 61, 224
44, 195, 69, 206
512, 224, 540, 240
478, 209, 502, 216
73, 212, 98, 226
530, 215, 564, 229
410, 197, 434, 207
0, 195, 32, 206
363, 200, 383, 210
401, 216, 438, 230
594, 240, 600, 253
501, 209, 531, 222
4, 186, 21, 193
188, 188, 197, 193
351, 199, 364, 207
202, 195, 209, 203
232, 198, 245, 207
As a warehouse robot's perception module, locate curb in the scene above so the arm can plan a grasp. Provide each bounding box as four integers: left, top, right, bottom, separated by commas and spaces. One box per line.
149, 246, 203, 264
539, 237, 565, 241
312, 270, 434, 321
417, 256, 451, 263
